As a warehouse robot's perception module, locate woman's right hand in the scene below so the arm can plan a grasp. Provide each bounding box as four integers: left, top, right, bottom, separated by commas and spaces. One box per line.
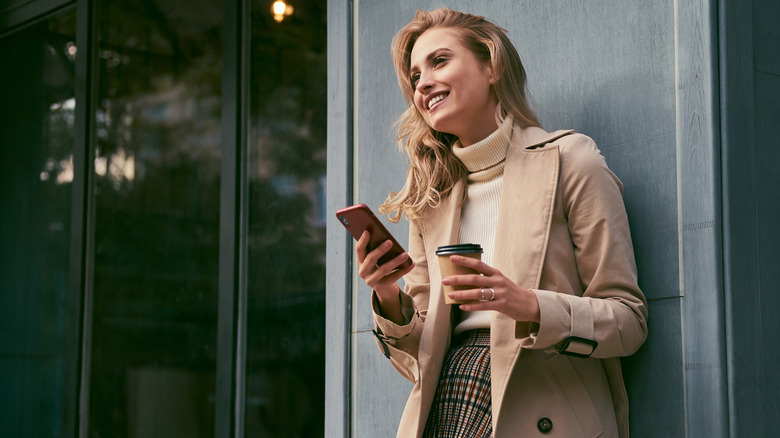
356, 230, 414, 323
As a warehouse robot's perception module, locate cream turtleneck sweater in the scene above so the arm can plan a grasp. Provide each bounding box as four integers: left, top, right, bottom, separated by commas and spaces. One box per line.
450, 115, 513, 336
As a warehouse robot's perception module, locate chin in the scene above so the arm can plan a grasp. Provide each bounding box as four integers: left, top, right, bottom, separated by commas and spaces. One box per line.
426, 116, 454, 135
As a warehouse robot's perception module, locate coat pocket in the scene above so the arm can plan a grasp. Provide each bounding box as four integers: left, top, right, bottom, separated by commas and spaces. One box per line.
545, 353, 605, 438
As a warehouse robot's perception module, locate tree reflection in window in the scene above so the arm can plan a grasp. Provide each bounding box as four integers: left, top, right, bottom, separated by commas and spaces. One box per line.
88, 0, 222, 436
245, 0, 327, 436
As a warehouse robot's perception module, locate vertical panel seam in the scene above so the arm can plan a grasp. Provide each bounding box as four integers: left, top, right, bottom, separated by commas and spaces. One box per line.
672, 1, 690, 436
74, 0, 97, 436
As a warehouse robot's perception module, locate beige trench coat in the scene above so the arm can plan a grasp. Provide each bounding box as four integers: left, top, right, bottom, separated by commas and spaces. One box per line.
372, 124, 648, 438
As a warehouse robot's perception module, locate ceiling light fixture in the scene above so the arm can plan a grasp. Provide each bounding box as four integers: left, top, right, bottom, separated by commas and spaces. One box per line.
272, 1, 294, 22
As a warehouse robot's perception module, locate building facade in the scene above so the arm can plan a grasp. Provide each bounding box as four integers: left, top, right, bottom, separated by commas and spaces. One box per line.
1, 0, 777, 437
326, 0, 779, 437
1, 0, 326, 436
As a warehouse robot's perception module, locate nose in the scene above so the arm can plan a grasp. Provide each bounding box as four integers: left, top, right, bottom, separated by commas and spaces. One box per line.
415, 71, 434, 94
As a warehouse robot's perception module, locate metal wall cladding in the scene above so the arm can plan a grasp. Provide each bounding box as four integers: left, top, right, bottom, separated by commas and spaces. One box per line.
337, 0, 726, 437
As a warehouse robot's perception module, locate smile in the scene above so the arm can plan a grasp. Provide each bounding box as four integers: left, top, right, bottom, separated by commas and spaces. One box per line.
427, 92, 448, 110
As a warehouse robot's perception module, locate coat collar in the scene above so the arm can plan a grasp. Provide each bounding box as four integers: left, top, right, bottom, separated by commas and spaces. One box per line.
491, 125, 571, 419
514, 125, 574, 150
418, 124, 573, 248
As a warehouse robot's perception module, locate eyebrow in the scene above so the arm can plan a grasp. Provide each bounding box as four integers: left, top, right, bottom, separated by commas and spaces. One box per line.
410, 48, 454, 73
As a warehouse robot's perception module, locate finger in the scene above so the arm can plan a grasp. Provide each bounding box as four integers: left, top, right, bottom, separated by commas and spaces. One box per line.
382, 259, 415, 284
355, 230, 371, 263
446, 287, 486, 304
442, 273, 489, 287
371, 251, 412, 279
450, 287, 498, 310
362, 257, 414, 290
357, 240, 395, 280
449, 255, 498, 275
362, 239, 394, 268
459, 301, 496, 312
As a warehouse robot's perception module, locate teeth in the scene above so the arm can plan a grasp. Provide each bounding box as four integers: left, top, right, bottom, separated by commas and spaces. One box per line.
428, 94, 446, 109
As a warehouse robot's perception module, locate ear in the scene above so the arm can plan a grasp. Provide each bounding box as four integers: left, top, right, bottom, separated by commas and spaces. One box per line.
486, 63, 499, 85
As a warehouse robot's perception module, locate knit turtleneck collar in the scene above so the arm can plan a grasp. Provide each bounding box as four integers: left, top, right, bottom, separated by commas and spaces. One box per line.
452, 114, 513, 173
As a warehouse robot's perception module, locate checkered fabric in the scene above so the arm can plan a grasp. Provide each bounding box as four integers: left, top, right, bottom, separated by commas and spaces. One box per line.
423, 329, 493, 438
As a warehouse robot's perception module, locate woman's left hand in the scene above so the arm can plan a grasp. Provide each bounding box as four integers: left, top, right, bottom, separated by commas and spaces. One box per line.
442, 255, 541, 323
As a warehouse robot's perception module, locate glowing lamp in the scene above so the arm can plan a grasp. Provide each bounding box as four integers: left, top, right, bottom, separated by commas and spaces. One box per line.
272, 1, 294, 22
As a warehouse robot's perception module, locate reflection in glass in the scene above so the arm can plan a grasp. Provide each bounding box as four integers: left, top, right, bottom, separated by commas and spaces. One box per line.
88, 0, 223, 436
245, 0, 327, 436
0, 9, 77, 436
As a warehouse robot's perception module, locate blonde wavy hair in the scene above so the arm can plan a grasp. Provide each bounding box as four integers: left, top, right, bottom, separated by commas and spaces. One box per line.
379, 8, 540, 223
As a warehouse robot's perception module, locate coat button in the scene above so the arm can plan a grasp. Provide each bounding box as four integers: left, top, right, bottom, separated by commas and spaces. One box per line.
537, 417, 553, 433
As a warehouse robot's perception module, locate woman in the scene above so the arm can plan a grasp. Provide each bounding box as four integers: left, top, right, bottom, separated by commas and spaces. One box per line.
356, 7, 648, 438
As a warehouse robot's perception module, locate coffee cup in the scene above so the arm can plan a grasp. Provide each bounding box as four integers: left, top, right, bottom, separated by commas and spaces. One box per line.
436, 243, 483, 305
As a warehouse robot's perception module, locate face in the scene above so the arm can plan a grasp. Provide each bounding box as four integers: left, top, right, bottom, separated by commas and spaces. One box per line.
409, 27, 499, 146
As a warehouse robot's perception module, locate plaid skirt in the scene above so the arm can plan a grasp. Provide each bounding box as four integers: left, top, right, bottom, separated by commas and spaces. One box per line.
423, 329, 493, 438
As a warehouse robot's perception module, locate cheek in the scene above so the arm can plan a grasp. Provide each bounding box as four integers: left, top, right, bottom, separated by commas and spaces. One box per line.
413, 96, 429, 119
413, 93, 424, 110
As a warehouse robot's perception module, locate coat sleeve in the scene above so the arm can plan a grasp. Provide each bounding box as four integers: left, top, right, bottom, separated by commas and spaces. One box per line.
371, 217, 430, 382
521, 134, 648, 358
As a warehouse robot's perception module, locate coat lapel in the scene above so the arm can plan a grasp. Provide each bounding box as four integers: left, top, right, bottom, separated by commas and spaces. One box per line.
416, 179, 464, 433
489, 125, 572, 424
492, 125, 571, 288
420, 182, 464, 350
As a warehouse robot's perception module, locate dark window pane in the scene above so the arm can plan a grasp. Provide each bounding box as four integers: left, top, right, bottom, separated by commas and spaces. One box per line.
244, 0, 327, 436
0, 8, 77, 437
88, 0, 223, 436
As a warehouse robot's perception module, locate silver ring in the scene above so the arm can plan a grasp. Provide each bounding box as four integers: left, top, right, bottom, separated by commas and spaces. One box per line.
480, 288, 487, 302
489, 288, 496, 301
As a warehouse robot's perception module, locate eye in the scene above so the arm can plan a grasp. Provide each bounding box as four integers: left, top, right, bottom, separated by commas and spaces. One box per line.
432, 56, 447, 67
410, 72, 421, 88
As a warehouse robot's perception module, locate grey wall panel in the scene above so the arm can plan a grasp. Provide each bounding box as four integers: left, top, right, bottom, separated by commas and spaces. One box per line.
607, 135, 679, 300
754, 69, 780, 434
622, 298, 685, 438
753, 0, 780, 76
341, 0, 720, 436
719, 0, 761, 435
353, 331, 410, 438
351, 2, 424, 435
675, 0, 728, 435
353, 0, 414, 335
487, 0, 681, 301
351, 3, 429, 436
325, 0, 354, 436
719, 0, 780, 435
753, 12, 780, 385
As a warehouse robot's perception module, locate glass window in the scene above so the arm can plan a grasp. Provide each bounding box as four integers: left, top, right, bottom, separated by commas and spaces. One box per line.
0, 8, 78, 437
244, 0, 327, 436
87, 0, 223, 436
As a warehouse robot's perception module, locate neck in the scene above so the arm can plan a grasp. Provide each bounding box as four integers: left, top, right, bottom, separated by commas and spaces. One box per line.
459, 125, 499, 147
456, 98, 500, 147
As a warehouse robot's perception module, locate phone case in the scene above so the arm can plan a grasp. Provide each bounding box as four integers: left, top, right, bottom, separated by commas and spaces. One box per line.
336, 204, 413, 269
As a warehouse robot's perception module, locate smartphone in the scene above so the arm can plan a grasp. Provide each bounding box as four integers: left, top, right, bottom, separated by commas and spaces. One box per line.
336, 203, 413, 270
